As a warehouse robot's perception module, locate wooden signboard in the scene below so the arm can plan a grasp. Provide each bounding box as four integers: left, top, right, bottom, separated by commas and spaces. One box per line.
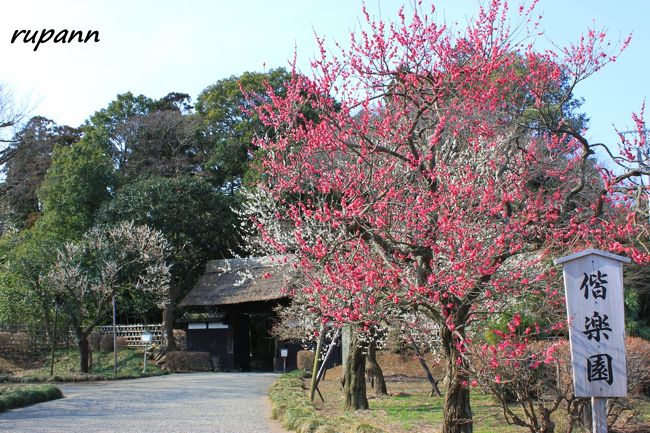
554, 249, 629, 398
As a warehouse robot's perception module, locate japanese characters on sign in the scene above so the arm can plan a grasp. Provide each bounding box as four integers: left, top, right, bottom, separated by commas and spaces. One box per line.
555, 249, 629, 398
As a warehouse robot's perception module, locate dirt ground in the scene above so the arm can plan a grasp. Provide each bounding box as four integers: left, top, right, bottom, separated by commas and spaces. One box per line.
0, 350, 45, 375
322, 351, 445, 383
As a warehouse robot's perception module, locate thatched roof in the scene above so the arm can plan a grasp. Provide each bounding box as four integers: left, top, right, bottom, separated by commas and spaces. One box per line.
179, 256, 298, 307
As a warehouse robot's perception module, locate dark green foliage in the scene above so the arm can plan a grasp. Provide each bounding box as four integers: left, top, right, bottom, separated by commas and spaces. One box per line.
625, 287, 650, 340
84, 92, 202, 180
0, 229, 60, 328
118, 287, 163, 324
97, 175, 238, 264
483, 305, 557, 345
83, 92, 156, 170
36, 139, 115, 239
0, 70, 290, 356
96, 175, 239, 338
0, 137, 113, 332
624, 263, 650, 340
196, 68, 291, 188
0, 116, 80, 228
151, 91, 193, 113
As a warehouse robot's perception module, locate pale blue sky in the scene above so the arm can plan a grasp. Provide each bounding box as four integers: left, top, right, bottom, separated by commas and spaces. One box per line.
1, 1, 648, 151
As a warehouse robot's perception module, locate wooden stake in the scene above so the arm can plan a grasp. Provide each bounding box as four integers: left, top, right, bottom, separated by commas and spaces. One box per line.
592, 397, 607, 433
49, 302, 58, 377
112, 294, 117, 375
411, 341, 442, 397
316, 327, 341, 382
315, 385, 324, 402
309, 322, 326, 402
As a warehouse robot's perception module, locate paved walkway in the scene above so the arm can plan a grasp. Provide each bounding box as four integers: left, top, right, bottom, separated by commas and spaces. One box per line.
0, 372, 287, 433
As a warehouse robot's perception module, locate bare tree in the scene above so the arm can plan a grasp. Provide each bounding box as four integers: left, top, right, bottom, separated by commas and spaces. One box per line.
0, 83, 29, 160
47, 222, 171, 372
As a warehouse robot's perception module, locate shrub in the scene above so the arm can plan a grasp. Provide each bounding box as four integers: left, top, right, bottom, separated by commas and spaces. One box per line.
269, 371, 314, 427
88, 333, 102, 351
268, 371, 387, 433
625, 336, 650, 396
284, 406, 317, 430
297, 350, 315, 371
173, 329, 187, 351
0, 332, 12, 349
0, 355, 19, 375
0, 384, 63, 412
99, 334, 112, 352
351, 424, 386, 433
0, 332, 30, 352
295, 414, 324, 433
165, 351, 211, 372
314, 425, 340, 433
99, 334, 128, 352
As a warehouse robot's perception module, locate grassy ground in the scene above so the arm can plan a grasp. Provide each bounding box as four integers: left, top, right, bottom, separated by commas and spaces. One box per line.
268, 369, 523, 433
314, 354, 524, 433
0, 383, 63, 412
374, 388, 520, 433
316, 377, 650, 433
315, 376, 525, 433
3, 347, 166, 382
294, 351, 650, 433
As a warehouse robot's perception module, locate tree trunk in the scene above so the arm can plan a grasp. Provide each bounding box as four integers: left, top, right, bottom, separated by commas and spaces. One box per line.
162, 283, 181, 352
366, 341, 388, 397
565, 398, 588, 433
343, 333, 369, 411
76, 330, 91, 373
441, 326, 473, 433
162, 302, 176, 352
538, 407, 555, 433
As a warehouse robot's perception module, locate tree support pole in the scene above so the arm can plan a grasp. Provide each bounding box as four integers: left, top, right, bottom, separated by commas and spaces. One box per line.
411, 341, 442, 397
309, 322, 326, 402
112, 294, 117, 375
316, 327, 341, 382
49, 302, 59, 376
592, 397, 607, 433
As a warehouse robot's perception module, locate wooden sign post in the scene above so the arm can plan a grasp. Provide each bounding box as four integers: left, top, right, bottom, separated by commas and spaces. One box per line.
555, 249, 630, 433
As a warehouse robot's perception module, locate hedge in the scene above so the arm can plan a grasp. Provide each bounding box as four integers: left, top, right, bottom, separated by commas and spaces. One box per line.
0, 384, 63, 412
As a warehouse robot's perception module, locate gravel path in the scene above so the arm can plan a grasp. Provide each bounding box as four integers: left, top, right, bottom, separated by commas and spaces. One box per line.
0, 372, 288, 433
